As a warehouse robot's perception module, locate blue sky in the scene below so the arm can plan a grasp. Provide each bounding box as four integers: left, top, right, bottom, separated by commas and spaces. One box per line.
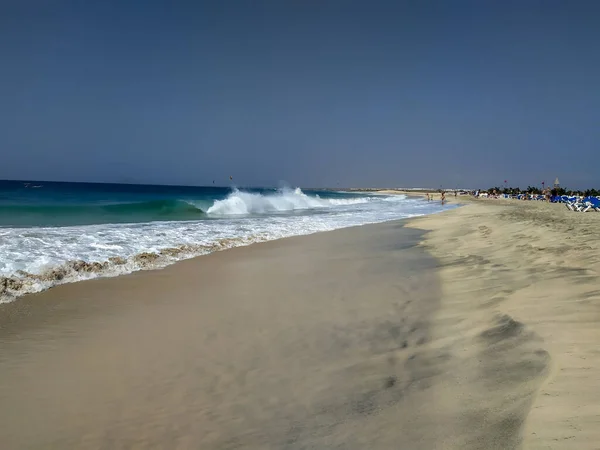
1, 0, 598, 188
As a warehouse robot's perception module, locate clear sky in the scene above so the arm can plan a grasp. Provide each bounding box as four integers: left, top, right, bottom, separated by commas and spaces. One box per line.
1, 1, 598, 189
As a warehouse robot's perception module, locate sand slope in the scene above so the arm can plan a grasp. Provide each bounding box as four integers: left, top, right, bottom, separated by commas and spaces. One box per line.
408, 199, 600, 449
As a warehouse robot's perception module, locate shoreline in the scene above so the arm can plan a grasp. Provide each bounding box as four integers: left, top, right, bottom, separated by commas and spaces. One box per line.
0, 190, 448, 304
0, 219, 412, 316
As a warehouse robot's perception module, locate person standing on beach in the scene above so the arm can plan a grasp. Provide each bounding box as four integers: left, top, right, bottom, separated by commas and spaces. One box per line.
441, 191, 446, 204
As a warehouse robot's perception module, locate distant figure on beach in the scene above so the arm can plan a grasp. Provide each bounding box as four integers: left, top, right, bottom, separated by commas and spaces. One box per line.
426, 193, 430, 201
454, 191, 457, 198
441, 191, 446, 204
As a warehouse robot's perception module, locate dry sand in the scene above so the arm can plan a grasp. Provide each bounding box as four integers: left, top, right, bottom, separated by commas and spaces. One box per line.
0, 199, 598, 449
408, 198, 600, 449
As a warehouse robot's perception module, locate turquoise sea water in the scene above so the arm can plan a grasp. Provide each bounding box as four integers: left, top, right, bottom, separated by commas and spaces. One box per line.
0, 181, 365, 227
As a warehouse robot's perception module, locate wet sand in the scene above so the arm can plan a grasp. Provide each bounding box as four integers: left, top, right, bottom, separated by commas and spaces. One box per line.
1, 200, 598, 449
1, 222, 445, 449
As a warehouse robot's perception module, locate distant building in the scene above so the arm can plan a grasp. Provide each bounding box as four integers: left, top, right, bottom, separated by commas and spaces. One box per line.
554, 177, 560, 188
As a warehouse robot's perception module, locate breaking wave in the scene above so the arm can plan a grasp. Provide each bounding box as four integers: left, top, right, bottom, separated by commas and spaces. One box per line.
207, 188, 370, 216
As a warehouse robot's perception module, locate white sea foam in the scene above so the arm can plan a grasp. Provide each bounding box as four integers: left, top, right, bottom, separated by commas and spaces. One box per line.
206, 188, 369, 215
0, 190, 455, 302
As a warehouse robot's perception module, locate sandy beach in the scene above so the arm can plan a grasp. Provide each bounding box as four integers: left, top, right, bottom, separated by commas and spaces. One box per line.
1, 199, 599, 449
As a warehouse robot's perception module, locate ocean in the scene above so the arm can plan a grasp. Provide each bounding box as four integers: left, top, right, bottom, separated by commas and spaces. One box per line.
0, 180, 455, 302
